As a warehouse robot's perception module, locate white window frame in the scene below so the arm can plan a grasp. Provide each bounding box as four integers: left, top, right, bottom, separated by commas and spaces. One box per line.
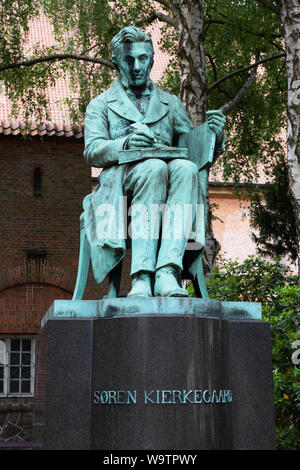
0, 337, 35, 397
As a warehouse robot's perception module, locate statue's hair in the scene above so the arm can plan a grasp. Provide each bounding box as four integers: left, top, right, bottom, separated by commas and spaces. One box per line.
111, 26, 154, 68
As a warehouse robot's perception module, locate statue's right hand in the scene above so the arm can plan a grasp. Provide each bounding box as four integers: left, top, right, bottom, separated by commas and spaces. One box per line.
127, 129, 155, 149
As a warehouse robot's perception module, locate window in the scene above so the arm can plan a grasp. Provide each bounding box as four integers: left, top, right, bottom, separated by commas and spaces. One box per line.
0, 338, 35, 397
33, 168, 42, 196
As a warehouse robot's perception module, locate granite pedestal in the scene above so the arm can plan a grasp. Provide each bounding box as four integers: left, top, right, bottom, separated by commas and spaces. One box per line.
34, 298, 276, 450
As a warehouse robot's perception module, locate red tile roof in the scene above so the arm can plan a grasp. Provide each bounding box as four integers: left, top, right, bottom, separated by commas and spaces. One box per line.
0, 16, 169, 138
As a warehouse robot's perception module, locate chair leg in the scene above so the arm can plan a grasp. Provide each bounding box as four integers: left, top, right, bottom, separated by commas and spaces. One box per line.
192, 277, 201, 298
72, 226, 90, 300
106, 260, 123, 298
193, 258, 209, 299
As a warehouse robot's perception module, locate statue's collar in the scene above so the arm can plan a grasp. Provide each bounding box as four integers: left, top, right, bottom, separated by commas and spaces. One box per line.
119, 76, 153, 97
106, 78, 169, 124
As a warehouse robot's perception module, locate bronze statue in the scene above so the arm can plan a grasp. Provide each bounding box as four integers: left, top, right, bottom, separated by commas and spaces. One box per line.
79, 26, 226, 298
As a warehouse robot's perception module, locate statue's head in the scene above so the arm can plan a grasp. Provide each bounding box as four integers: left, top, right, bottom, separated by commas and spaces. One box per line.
111, 26, 154, 89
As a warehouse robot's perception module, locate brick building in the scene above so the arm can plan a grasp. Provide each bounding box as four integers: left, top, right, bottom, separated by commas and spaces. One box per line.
0, 17, 262, 444
0, 133, 93, 443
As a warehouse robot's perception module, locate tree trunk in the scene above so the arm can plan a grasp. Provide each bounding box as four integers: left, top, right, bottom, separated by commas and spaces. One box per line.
280, 0, 300, 280
178, 0, 207, 125
178, 0, 220, 272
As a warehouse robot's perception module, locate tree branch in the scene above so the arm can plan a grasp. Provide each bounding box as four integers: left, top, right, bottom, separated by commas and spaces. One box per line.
153, 0, 178, 17
0, 53, 115, 73
256, 0, 280, 16
219, 65, 258, 115
205, 50, 217, 81
136, 12, 158, 27
208, 52, 285, 93
154, 11, 178, 29
205, 51, 234, 100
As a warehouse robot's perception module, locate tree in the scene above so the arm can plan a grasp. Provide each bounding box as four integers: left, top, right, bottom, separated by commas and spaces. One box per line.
252, 0, 300, 279
249, 154, 298, 262
278, 0, 300, 281
0, 0, 297, 274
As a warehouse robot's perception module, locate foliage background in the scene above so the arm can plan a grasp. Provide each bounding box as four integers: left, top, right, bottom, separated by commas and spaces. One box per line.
189, 255, 300, 450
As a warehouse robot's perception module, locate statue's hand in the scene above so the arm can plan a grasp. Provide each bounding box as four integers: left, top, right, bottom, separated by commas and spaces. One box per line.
206, 110, 226, 144
127, 129, 156, 149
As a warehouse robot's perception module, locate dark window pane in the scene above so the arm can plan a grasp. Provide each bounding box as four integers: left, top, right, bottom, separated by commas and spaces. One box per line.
9, 380, 19, 393
22, 353, 31, 365
0, 379, 3, 393
0, 340, 5, 363
33, 168, 42, 194
21, 381, 30, 393
22, 340, 31, 352
11, 339, 21, 352
0, 366, 3, 379
10, 366, 20, 379
21, 367, 30, 379
10, 353, 20, 365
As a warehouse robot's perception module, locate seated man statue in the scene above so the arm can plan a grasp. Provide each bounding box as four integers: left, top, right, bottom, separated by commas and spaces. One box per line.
83, 26, 226, 298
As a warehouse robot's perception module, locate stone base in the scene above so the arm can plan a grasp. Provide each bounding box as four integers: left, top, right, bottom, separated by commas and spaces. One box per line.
34, 299, 276, 450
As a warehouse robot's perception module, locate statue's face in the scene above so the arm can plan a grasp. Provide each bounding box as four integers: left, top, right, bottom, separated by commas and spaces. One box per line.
118, 41, 153, 88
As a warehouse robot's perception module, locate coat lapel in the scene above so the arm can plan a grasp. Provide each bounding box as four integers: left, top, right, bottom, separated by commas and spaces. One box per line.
143, 85, 169, 124
106, 79, 169, 124
106, 79, 144, 123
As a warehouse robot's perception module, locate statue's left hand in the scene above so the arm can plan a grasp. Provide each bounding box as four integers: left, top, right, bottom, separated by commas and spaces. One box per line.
206, 110, 226, 145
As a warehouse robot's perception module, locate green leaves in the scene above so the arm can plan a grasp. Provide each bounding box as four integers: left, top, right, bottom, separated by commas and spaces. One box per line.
250, 155, 298, 262
204, 0, 285, 182
203, 255, 300, 450
207, 254, 294, 302
266, 284, 300, 450
1, 0, 287, 147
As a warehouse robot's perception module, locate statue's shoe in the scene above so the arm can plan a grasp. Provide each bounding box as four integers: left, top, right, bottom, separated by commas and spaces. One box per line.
127, 273, 152, 297
154, 267, 188, 297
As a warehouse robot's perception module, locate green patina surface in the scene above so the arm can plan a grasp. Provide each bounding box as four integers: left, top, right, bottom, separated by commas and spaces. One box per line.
78, 26, 226, 299
42, 298, 261, 327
